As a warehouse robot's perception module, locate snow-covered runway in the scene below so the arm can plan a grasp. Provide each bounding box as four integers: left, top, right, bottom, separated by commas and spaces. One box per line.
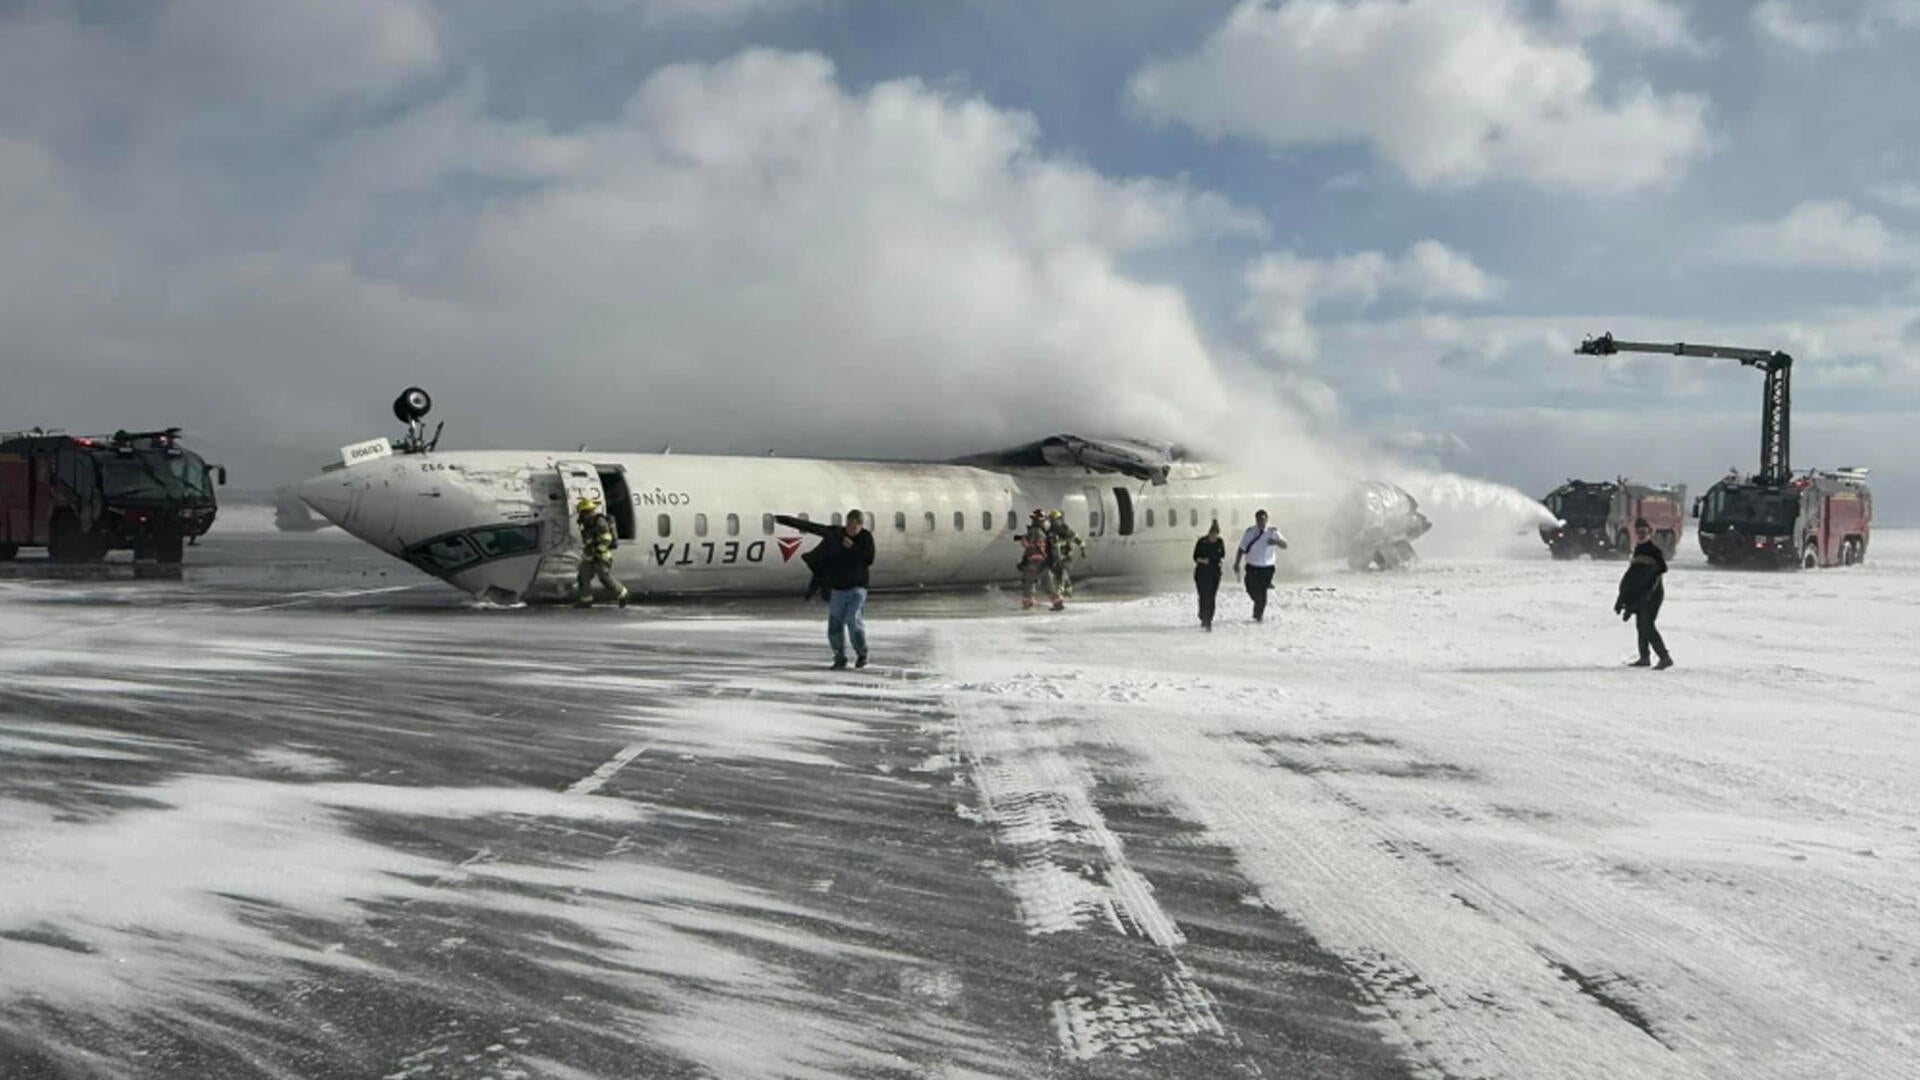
2, 533, 1916, 1078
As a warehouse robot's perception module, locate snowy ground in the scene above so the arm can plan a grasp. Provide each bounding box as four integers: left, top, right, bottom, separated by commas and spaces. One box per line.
2, 534, 1917, 1078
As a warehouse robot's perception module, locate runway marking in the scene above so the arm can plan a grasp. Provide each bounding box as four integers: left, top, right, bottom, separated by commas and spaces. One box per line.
567, 742, 651, 796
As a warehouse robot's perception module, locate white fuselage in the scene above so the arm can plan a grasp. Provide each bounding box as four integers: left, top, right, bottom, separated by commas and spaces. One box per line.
298, 449, 1318, 602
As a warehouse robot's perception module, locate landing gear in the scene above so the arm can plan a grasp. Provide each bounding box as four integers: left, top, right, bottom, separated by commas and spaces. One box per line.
0, 543, 16, 561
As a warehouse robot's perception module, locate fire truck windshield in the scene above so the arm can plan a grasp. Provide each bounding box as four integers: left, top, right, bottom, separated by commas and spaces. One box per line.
99, 452, 213, 502
1705, 488, 1796, 532
1546, 489, 1609, 526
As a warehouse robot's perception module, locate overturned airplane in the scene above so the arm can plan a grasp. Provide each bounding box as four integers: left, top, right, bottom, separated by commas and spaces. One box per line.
298, 390, 1432, 603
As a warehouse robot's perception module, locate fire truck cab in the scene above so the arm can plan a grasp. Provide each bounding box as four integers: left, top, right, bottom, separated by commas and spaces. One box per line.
1540, 478, 1686, 560
0, 429, 224, 563
1693, 467, 1870, 568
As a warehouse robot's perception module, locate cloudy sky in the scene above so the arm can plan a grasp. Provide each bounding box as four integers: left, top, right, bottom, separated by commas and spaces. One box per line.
4, 0, 1917, 515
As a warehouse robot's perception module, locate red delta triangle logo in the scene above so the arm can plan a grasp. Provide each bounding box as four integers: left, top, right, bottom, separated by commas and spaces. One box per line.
777, 537, 804, 563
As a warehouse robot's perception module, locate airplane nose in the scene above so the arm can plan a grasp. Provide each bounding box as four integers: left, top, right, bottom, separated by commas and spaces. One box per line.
297, 470, 403, 554
297, 473, 353, 528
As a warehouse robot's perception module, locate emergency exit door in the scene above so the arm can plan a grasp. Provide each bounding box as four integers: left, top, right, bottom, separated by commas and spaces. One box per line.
555, 460, 607, 552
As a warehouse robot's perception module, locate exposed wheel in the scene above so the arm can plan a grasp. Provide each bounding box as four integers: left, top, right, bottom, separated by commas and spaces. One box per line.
1655, 530, 1677, 559
0, 542, 17, 561
392, 386, 433, 423
1616, 530, 1630, 557
155, 532, 185, 564
1802, 542, 1819, 569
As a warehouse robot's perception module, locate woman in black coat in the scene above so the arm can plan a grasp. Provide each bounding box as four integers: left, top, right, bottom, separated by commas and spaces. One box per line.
1614, 518, 1673, 669
1193, 520, 1226, 631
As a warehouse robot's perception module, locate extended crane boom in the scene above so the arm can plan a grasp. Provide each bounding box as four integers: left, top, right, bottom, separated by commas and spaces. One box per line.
1576, 332, 1792, 484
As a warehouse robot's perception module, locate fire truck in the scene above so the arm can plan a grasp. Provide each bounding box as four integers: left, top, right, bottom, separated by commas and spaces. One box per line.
1574, 334, 1871, 568
0, 428, 225, 563
1538, 478, 1686, 560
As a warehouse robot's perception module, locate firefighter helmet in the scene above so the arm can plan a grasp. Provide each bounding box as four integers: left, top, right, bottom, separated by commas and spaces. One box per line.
576, 497, 599, 514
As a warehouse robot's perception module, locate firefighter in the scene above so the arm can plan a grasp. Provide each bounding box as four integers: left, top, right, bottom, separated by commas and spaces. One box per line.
1045, 509, 1085, 598
1016, 508, 1060, 610
1614, 517, 1672, 669
573, 497, 631, 608
1192, 519, 1225, 631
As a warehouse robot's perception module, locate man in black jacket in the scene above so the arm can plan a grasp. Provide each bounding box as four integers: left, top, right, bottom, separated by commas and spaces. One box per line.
776, 510, 876, 669
1615, 518, 1673, 669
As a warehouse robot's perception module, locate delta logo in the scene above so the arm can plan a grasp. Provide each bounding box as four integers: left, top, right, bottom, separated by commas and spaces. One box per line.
777, 537, 804, 563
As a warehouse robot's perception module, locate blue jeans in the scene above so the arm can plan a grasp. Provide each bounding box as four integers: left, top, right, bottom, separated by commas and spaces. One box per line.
827, 587, 868, 660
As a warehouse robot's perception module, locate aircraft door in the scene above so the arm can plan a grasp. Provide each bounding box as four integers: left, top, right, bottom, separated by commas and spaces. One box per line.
1065, 489, 1095, 573
555, 460, 608, 550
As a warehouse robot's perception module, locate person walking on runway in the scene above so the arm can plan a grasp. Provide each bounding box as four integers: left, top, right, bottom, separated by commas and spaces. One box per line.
1193, 520, 1225, 631
1233, 508, 1288, 623
1615, 517, 1673, 669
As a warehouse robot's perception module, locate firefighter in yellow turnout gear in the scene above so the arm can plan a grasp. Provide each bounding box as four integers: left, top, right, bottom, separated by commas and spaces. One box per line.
573, 497, 631, 608
1045, 510, 1085, 599
1016, 508, 1062, 610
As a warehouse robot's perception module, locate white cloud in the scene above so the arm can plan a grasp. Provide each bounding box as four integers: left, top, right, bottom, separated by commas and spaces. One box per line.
1556, 0, 1700, 51
2, 46, 1300, 471
152, 0, 439, 108
1127, 0, 1711, 194
1717, 200, 1916, 269
1868, 181, 1920, 210
1240, 241, 1498, 365
1751, 0, 1849, 52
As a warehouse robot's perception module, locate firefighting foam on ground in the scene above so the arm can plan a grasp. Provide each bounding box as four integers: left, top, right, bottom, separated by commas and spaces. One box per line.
4, 509, 1917, 1079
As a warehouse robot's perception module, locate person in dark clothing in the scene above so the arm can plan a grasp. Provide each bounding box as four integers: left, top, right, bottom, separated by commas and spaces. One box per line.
1615, 517, 1673, 669
777, 510, 876, 669
1192, 520, 1225, 631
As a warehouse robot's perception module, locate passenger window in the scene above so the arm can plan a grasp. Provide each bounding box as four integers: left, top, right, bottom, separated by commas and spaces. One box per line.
982, 511, 993, 531
954, 511, 966, 531
695, 513, 709, 537
797, 512, 810, 522
924, 511, 936, 532
1145, 508, 1155, 528
831, 512, 843, 526
1006, 511, 1016, 531
726, 513, 740, 537
762, 513, 775, 535
1190, 509, 1199, 527
656, 514, 672, 538
894, 511, 907, 531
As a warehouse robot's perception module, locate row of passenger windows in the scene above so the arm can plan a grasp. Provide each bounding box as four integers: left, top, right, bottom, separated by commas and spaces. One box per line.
650, 506, 1225, 538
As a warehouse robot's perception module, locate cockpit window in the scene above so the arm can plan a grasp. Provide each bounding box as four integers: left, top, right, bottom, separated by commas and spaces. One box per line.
471, 524, 541, 559
412, 533, 480, 572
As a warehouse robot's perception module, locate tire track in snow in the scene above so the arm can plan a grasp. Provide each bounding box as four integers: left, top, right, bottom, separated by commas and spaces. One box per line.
937, 648, 1228, 1064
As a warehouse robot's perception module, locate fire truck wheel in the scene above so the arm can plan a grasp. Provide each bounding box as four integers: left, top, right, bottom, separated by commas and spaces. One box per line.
1802, 542, 1819, 569
156, 533, 185, 564
0, 543, 17, 561
1616, 530, 1630, 556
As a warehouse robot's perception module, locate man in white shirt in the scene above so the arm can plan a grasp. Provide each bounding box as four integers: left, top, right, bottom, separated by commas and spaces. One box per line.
1233, 508, 1288, 623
